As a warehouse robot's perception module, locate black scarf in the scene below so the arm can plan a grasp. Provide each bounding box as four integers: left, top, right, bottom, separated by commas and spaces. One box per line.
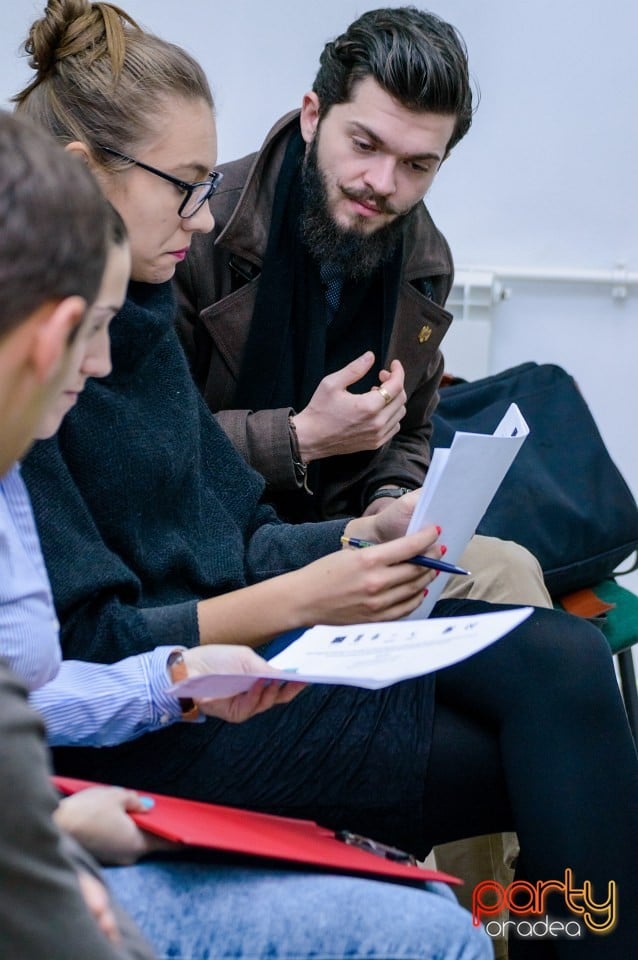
235, 128, 403, 517
236, 127, 403, 410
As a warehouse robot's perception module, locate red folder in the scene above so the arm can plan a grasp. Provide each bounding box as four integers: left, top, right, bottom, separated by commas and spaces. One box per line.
53, 775, 460, 887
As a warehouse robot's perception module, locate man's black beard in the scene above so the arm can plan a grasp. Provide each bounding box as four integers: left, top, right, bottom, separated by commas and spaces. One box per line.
300, 138, 406, 281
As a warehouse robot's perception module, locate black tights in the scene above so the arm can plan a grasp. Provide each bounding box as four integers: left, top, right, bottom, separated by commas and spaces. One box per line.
424, 600, 638, 959
56, 601, 637, 958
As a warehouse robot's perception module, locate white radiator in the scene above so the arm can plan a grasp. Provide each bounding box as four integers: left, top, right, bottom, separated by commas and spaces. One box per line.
444, 264, 637, 381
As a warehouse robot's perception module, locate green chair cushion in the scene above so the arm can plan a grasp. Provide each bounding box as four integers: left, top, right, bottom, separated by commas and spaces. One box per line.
555, 579, 638, 655
590, 579, 638, 655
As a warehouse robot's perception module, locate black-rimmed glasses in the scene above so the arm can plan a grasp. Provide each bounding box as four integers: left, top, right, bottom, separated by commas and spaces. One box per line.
98, 145, 223, 219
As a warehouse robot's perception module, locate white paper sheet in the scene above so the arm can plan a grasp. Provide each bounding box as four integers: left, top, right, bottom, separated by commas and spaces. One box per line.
405, 402, 529, 617
169, 607, 532, 699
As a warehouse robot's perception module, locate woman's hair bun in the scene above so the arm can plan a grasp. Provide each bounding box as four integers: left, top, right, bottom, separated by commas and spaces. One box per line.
24, 1, 89, 79
23, 0, 137, 81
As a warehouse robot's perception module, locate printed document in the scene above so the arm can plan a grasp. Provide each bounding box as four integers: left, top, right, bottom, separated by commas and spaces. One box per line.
169, 607, 532, 699
170, 404, 530, 700
406, 402, 529, 617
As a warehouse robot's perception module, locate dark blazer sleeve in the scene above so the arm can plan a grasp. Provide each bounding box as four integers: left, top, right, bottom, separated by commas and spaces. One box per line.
175, 175, 455, 514
0, 662, 154, 960
173, 152, 306, 492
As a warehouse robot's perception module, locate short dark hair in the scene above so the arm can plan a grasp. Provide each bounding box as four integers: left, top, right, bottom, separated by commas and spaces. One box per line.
313, 7, 474, 152
0, 110, 108, 339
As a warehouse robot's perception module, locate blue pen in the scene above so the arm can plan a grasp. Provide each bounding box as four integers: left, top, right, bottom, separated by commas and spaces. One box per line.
340, 535, 470, 576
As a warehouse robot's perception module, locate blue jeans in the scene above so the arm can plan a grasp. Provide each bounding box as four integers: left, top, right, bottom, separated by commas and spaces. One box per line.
105, 859, 492, 960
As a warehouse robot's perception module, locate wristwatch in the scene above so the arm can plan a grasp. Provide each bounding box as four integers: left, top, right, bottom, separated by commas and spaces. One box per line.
167, 650, 200, 721
367, 486, 412, 505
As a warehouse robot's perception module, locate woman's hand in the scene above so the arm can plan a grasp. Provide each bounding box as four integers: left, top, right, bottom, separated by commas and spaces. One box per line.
54, 787, 171, 865
290, 525, 442, 625
76, 870, 121, 945
195, 517, 442, 648
180, 645, 306, 721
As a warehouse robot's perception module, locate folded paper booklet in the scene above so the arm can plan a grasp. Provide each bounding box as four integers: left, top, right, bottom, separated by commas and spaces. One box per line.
170, 607, 532, 700
170, 404, 530, 701
52, 775, 460, 886
406, 401, 529, 617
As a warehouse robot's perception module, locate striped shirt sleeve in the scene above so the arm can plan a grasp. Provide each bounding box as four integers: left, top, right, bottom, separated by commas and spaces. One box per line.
29, 646, 196, 747
0, 465, 60, 690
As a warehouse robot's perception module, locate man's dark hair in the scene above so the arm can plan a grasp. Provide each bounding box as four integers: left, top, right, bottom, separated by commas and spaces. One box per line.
313, 6, 474, 152
0, 110, 108, 339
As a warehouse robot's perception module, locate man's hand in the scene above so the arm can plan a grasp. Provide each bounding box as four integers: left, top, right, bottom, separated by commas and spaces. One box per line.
292, 352, 407, 461
362, 497, 400, 516
346, 487, 426, 545
181, 645, 306, 722
362, 484, 406, 517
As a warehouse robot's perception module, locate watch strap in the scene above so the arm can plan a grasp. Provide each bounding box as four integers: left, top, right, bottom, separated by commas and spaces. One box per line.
366, 486, 412, 505
167, 650, 200, 721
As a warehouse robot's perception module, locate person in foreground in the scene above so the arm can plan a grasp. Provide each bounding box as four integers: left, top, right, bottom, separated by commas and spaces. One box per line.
14, 3, 638, 957
0, 110, 491, 960
0, 107, 156, 960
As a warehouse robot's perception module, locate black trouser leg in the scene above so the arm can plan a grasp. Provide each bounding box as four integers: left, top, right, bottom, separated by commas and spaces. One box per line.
424, 602, 638, 959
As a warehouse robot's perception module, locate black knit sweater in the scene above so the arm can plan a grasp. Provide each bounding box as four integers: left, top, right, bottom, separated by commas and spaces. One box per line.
23, 281, 346, 666
21, 284, 436, 821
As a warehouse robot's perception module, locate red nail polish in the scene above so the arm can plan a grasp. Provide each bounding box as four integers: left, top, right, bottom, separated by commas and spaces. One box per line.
435, 525, 442, 535
440, 544, 447, 556
423, 588, 429, 596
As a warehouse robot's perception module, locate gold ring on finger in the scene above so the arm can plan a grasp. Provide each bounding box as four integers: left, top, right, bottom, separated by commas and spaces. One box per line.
378, 386, 394, 407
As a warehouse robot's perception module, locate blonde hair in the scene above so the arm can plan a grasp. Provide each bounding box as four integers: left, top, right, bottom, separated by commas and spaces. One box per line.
13, 0, 214, 161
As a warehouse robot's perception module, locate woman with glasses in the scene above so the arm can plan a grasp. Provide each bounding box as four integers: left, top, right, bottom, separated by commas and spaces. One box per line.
5, 4, 494, 959
0, 114, 488, 960
14, 3, 638, 958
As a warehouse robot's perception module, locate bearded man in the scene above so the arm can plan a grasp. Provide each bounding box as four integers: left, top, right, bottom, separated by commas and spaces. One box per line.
174, 17, 554, 945
174, 7, 550, 614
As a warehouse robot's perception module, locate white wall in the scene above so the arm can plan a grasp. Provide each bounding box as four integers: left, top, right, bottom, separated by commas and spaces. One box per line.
3, 0, 638, 588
